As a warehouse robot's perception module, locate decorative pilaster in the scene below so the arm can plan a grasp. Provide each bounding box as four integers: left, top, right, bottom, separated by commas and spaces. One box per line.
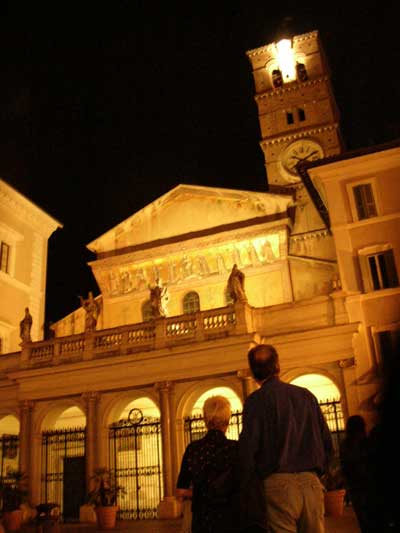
18, 401, 34, 476
18, 400, 36, 503
338, 357, 357, 419
237, 369, 255, 400
82, 392, 100, 490
167, 383, 178, 491
155, 381, 180, 519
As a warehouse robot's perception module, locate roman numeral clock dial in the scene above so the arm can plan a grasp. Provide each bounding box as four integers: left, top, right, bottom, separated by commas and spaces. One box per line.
281, 139, 324, 182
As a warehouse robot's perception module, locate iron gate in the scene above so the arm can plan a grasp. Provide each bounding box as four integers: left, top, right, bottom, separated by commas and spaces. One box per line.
184, 400, 344, 450
0, 435, 19, 479
41, 427, 86, 520
109, 409, 163, 520
319, 399, 345, 455
184, 411, 242, 445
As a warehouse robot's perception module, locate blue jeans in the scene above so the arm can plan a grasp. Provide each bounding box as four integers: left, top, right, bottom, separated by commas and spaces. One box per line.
263, 472, 325, 533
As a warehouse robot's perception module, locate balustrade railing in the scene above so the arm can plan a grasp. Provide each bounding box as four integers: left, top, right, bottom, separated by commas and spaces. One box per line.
19, 303, 251, 368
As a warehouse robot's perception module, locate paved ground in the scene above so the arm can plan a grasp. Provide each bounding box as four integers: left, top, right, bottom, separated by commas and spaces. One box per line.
21, 506, 360, 532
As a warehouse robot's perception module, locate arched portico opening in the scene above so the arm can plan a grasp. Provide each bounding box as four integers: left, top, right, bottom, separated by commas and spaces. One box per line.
184, 386, 243, 444
108, 396, 162, 520
41, 405, 86, 522
0, 415, 19, 478
289, 373, 344, 452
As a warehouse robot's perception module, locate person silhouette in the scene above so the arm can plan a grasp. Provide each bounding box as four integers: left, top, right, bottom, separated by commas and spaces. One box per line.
339, 415, 369, 532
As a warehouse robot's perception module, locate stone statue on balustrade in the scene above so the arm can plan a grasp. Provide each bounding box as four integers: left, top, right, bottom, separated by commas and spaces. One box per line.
79, 291, 100, 333
19, 307, 33, 343
227, 264, 247, 304
149, 278, 168, 318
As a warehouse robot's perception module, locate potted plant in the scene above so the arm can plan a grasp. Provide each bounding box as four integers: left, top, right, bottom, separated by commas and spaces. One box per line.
321, 456, 346, 517
86, 467, 125, 530
0, 470, 28, 532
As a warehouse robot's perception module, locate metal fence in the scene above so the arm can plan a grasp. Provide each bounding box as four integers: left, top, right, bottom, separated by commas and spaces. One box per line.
184, 399, 344, 451
184, 411, 242, 446
41, 427, 86, 520
319, 399, 345, 455
109, 410, 163, 520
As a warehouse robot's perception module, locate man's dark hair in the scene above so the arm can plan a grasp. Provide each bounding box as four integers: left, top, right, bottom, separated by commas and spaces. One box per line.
248, 344, 280, 382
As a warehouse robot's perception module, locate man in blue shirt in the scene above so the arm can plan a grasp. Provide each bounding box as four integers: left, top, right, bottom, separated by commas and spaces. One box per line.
239, 344, 333, 532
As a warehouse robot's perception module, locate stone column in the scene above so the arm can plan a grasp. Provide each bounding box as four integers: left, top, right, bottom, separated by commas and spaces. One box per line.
168, 383, 178, 491
18, 401, 33, 477
155, 381, 180, 519
19, 401, 40, 504
82, 392, 99, 491
339, 357, 357, 420
237, 368, 255, 400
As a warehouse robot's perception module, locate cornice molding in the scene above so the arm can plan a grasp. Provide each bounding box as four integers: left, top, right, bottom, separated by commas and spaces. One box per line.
260, 124, 339, 148
290, 229, 330, 242
0, 222, 24, 243
0, 182, 61, 236
246, 30, 318, 58
0, 270, 31, 293
255, 76, 329, 101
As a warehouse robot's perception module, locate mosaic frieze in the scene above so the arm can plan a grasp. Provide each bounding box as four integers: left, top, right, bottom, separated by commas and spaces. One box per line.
96, 233, 283, 297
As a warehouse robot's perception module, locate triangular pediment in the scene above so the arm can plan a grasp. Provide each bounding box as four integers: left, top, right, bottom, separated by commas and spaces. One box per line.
87, 184, 293, 254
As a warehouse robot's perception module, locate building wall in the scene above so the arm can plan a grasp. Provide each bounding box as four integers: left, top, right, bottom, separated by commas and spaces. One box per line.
308, 143, 400, 426
0, 179, 61, 352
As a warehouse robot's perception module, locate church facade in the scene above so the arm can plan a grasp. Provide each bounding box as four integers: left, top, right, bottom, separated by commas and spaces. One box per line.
0, 30, 398, 522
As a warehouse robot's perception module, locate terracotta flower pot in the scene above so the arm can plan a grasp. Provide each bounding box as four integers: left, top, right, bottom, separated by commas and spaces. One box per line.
2, 509, 23, 532
324, 489, 346, 517
95, 505, 119, 530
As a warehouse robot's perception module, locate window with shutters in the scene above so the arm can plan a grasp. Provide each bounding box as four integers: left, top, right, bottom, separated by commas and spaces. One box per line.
352, 182, 377, 220
359, 245, 399, 292
0, 242, 10, 273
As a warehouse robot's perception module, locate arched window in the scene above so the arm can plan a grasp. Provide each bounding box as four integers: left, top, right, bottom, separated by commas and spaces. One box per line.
183, 292, 200, 314
296, 61, 308, 82
272, 69, 283, 88
142, 300, 153, 321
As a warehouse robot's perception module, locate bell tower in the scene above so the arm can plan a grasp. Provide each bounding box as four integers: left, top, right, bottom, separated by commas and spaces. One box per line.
246, 30, 343, 189
246, 29, 343, 290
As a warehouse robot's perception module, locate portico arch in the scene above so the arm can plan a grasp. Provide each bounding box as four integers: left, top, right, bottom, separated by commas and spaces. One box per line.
176, 377, 242, 420
284, 368, 344, 451
0, 413, 19, 477
0, 413, 20, 435
105, 392, 162, 521
37, 401, 86, 521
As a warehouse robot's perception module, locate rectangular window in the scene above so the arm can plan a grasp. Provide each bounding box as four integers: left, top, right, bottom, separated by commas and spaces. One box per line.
298, 108, 306, 121
353, 183, 377, 220
0, 242, 10, 273
286, 112, 294, 125
367, 250, 398, 290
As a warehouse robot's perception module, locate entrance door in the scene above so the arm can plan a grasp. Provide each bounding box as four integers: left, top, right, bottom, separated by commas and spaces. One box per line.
63, 457, 86, 522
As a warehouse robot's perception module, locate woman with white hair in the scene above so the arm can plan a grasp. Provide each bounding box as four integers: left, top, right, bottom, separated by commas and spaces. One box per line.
176, 395, 238, 533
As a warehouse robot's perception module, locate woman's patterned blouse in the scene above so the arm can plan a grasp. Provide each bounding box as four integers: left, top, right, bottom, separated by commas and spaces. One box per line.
177, 429, 239, 533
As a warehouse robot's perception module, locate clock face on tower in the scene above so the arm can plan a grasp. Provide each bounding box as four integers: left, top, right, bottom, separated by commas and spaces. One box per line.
281, 139, 324, 179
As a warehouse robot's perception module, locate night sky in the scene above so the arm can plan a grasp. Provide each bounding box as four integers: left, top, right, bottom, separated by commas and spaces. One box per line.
0, 2, 398, 325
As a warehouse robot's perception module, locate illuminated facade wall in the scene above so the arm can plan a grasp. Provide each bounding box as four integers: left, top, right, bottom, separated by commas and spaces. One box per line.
0, 179, 61, 352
